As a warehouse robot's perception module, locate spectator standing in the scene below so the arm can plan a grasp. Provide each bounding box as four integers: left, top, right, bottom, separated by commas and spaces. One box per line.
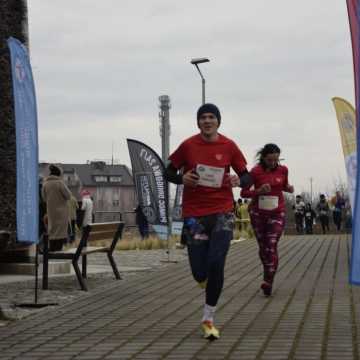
42, 164, 72, 251
38, 177, 46, 240
331, 191, 345, 231
345, 199, 352, 233
316, 194, 330, 234
235, 198, 243, 233
68, 195, 79, 243
293, 195, 305, 234
81, 190, 94, 232
240, 199, 253, 238
135, 205, 149, 239
304, 203, 316, 234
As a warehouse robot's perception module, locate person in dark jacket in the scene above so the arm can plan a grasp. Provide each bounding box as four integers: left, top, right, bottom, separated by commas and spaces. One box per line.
316, 194, 330, 234
331, 191, 345, 231
304, 203, 316, 234
42, 164, 72, 251
39, 177, 46, 240
135, 205, 149, 239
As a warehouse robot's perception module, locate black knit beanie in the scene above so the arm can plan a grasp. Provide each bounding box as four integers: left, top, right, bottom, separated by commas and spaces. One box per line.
49, 164, 61, 177
197, 103, 221, 125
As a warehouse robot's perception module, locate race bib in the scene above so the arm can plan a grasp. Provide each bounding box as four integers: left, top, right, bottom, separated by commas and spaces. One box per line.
196, 164, 225, 188
258, 195, 279, 210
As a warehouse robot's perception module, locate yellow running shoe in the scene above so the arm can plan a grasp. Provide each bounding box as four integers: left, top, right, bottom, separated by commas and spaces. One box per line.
202, 321, 220, 340
198, 279, 208, 289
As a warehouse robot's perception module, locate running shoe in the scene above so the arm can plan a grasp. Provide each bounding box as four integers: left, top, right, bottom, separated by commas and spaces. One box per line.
261, 282, 272, 297
202, 321, 220, 340
198, 279, 208, 289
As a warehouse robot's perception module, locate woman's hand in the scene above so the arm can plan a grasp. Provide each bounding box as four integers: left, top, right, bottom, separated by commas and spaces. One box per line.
224, 174, 240, 187
256, 183, 271, 194
182, 169, 200, 187
286, 184, 294, 193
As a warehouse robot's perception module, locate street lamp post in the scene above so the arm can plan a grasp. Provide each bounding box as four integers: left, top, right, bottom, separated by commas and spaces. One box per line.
190, 57, 210, 104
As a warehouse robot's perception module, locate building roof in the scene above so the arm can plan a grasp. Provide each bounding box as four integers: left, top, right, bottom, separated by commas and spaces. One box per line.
39, 162, 134, 187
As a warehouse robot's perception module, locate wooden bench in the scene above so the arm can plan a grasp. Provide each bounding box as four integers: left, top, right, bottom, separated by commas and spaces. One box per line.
42, 221, 124, 291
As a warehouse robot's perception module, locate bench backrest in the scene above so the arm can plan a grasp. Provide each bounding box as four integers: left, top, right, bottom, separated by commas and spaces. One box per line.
86, 222, 124, 243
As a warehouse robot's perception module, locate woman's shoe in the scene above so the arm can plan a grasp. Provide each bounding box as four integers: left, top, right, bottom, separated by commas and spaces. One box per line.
261, 282, 272, 297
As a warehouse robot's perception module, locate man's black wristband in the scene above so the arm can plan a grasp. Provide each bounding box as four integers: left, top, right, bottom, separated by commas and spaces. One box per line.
164, 164, 183, 185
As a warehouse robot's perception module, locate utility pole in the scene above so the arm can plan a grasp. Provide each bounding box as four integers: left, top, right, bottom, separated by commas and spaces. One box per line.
190, 57, 210, 105
158, 95, 176, 262
159, 95, 171, 165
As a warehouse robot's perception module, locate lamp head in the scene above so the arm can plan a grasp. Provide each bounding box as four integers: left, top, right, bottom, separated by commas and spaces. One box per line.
190, 57, 210, 65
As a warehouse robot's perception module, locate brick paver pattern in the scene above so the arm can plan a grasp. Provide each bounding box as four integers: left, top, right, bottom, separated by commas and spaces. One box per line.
0, 234, 358, 359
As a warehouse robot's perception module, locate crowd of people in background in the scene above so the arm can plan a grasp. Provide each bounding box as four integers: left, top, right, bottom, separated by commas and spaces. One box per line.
236, 191, 352, 238
291, 192, 352, 235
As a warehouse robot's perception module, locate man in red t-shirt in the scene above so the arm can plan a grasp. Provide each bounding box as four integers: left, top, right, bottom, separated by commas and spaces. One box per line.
165, 103, 252, 340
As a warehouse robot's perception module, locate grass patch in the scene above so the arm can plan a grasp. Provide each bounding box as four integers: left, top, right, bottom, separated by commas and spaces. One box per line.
116, 235, 179, 250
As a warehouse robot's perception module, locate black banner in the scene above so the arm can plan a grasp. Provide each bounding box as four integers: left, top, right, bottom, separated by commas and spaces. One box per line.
127, 139, 169, 239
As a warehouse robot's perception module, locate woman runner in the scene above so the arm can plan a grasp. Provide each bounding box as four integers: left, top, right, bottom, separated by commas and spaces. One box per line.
239, 144, 294, 296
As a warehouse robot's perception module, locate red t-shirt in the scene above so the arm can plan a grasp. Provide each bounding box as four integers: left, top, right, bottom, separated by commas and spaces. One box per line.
241, 164, 289, 213
169, 133, 247, 217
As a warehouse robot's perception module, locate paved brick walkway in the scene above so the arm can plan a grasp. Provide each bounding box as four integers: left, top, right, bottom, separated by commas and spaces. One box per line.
0, 234, 358, 359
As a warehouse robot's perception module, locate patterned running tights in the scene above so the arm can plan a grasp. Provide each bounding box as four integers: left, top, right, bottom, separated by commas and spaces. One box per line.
250, 210, 285, 284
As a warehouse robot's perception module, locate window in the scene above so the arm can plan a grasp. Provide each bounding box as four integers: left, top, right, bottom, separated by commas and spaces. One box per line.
112, 200, 120, 207
94, 175, 108, 182
109, 176, 122, 182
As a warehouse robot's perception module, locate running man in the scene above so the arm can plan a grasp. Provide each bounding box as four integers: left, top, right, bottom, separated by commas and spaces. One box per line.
164, 103, 252, 340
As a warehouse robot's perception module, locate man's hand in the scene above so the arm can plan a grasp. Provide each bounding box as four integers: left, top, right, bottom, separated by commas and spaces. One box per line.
182, 169, 200, 187
256, 183, 271, 194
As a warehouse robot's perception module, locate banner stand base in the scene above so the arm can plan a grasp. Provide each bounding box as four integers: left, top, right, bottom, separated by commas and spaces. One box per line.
14, 243, 59, 309
15, 303, 58, 308
161, 250, 178, 263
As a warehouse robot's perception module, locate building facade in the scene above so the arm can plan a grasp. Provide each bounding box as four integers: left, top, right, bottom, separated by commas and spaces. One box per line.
39, 161, 137, 225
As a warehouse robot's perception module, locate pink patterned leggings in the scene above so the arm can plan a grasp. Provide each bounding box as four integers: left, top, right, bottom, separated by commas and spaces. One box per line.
250, 210, 285, 284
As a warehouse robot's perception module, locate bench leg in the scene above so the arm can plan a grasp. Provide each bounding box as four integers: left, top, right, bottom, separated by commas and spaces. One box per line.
82, 255, 87, 279
72, 260, 88, 291
107, 252, 121, 280
42, 235, 49, 290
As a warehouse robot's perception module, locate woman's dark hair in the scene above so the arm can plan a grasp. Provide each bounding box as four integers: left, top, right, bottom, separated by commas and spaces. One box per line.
49, 164, 61, 177
256, 143, 281, 168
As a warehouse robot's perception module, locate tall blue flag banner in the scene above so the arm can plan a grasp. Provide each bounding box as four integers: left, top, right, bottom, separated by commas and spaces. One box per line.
7, 37, 39, 244
347, 1, 360, 284
127, 139, 169, 239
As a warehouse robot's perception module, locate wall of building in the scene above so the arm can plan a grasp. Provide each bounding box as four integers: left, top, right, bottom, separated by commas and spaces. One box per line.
90, 186, 136, 225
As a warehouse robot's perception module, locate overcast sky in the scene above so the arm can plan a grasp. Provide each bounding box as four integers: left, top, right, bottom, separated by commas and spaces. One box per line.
29, 1, 354, 199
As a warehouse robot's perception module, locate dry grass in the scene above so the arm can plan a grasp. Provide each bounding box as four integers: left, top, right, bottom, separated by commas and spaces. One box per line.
82, 235, 179, 251
116, 235, 179, 251
63, 233, 180, 251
